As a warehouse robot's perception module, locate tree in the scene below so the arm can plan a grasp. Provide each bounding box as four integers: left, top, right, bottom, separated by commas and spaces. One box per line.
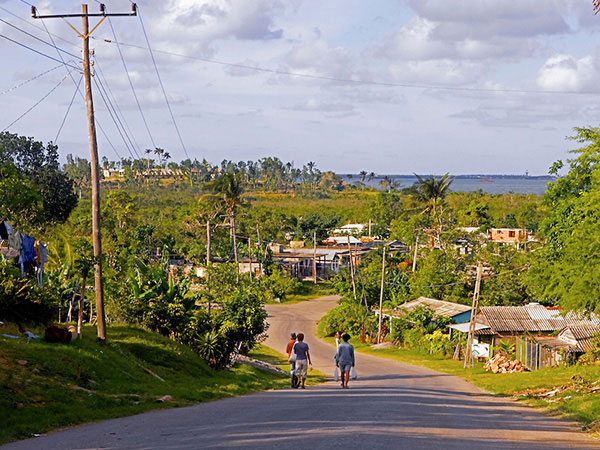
0, 132, 78, 226
526, 127, 600, 313
205, 172, 247, 269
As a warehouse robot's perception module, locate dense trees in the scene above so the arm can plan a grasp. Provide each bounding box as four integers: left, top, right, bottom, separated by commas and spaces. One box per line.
0, 132, 78, 227
526, 127, 600, 313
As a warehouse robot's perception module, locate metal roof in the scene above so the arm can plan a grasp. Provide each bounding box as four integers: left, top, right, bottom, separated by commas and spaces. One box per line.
395, 297, 471, 319
558, 325, 600, 352
479, 305, 599, 333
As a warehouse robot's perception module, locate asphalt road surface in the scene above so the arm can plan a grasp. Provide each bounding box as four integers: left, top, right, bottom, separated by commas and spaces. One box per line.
3, 295, 600, 450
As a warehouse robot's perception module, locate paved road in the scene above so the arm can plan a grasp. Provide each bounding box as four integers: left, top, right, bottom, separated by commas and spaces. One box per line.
3, 295, 600, 449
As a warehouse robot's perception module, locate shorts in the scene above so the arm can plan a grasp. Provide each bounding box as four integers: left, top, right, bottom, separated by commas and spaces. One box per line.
295, 359, 308, 379
338, 361, 352, 373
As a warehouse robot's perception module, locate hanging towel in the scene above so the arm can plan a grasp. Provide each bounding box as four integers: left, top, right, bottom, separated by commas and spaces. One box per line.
8, 230, 21, 252
37, 243, 48, 288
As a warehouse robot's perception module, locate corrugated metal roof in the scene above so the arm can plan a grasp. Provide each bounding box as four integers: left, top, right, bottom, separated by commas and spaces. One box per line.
395, 297, 471, 319
560, 325, 600, 352
480, 305, 599, 333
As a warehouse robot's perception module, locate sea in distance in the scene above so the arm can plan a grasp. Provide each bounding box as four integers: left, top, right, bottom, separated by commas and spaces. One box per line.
346, 174, 556, 196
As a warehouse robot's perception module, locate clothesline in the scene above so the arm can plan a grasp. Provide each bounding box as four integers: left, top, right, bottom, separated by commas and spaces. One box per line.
0, 219, 48, 288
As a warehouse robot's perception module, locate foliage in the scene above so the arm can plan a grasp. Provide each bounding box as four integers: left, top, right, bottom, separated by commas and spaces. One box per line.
0, 132, 77, 227
526, 127, 600, 313
320, 301, 377, 338
0, 257, 58, 325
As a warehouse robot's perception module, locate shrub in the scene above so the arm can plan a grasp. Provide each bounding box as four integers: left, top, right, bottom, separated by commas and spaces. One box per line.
320, 301, 377, 338
0, 257, 58, 325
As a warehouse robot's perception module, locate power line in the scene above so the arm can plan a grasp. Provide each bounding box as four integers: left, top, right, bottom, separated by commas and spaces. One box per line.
54, 74, 82, 144
0, 32, 80, 69
92, 74, 138, 161
2, 70, 72, 132
93, 55, 143, 158
100, 41, 600, 97
0, 17, 81, 60
107, 16, 157, 149
137, 6, 189, 158
0, 5, 79, 50
0, 63, 62, 95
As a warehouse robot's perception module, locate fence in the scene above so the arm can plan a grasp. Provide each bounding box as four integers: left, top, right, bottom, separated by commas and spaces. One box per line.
516, 337, 556, 370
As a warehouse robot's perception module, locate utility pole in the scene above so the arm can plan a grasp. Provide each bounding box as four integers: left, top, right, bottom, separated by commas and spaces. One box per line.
347, 235, 357, 301
464, 261, 483, 368
313, 231, 317, 284
33, 3, 137, 344
412, 234, 419, 272
248, 236, 253, 279
206, 220, 211, 265
368, 219, 372, 238
377, 244, 386, 343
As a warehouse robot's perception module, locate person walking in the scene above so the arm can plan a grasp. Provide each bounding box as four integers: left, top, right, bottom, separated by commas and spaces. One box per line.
286, 332, 299, 388
335, 333, 355, 389
334, 331, 341, 349
293, 333, 312, 389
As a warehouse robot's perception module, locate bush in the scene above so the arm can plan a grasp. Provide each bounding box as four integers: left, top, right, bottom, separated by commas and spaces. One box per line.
320, 301, 377, 338
0, 258, 58, 325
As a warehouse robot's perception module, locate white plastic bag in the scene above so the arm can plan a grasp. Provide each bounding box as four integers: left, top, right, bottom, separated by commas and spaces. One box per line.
350, 366, 357, 380
334, 367, 339, 382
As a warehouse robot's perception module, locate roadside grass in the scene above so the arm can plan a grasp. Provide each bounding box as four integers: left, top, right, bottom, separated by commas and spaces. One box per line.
0, 324, 313, 445
317, 323, 600, 429
248, 344, 327, 385
279, 281, 335, 304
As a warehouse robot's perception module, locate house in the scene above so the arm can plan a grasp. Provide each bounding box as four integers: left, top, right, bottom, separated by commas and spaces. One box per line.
332, 223, 366, 235
393, 297, 472, 324
237, 258, 264, 277
449, 303, 600, 368
268, 244, 342, 279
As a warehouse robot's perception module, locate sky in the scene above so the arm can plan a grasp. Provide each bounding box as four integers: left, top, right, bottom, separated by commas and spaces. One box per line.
1, 0, 600, 175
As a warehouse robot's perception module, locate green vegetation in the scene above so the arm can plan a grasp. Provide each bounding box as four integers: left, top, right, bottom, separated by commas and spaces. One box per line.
0, 324, 322, 445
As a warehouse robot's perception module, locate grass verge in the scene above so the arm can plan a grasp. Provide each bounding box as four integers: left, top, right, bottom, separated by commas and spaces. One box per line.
317, 321, 600, 430
265, 281, 335, 305
0, 324, 318, 445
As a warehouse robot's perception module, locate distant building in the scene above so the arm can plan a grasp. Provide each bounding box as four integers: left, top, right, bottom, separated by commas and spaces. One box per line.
393, 297, 472, 324
332, 223, 366, 235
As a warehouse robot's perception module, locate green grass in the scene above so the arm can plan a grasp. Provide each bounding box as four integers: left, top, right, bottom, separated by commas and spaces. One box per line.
0, 324, 318, 445
276, 281, 335, 304
317, 322, 600, 429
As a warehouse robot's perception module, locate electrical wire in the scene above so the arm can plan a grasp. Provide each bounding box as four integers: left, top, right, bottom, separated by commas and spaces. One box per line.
93, 55, 143, 158
101, 41, 600, 96
92, 75, 138, 161
137, 5, 189, 158
0, 33, 80, 69
2, 70, 72, 132
0, 5, 79, 50
54, 74, 82, 144
107, 16, 157, 150
0, 17, 81, 60
0, 63, 62, 95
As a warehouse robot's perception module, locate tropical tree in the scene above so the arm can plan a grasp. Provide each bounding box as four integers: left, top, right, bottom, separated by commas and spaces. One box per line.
526, 127, 600, 313
204, 172, 248, 270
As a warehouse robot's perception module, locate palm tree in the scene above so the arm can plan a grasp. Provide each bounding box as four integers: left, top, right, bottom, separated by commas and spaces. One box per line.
414, 173, 454, 248
414, 173, 454, 217
368, 172, 375, 182
204, 172, 247, 276
359, 171, 368, 183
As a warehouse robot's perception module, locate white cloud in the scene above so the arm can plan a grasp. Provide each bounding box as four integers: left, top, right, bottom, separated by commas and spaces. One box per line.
537, 53, 600, 92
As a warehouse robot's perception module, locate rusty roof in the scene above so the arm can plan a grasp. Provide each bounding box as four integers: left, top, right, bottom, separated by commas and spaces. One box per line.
559, 325, 600, 352
479, 305, 599, 333
395, 297, 471, 319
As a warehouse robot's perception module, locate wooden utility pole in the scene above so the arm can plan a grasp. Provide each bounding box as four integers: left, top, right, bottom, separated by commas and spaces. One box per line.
33, 3, 137, 344
347, 235, 357, 301
248, 236, 253, 279
368, 219, 372, 237
412, 234, 419, 272
377, 245, 386, 343
313, 231, 317, 284
464, 261, 483, 368
206, 220, 211, 265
